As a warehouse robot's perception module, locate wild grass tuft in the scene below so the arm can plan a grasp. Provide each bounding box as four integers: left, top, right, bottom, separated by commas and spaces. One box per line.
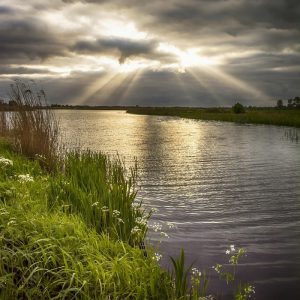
48, 150, 150, 246
170, 249, 192, 299
8, 80, 60, 172
0, 111, 9, 137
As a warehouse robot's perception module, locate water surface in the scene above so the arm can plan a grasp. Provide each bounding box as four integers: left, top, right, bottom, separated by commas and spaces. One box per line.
57, 110, 300, 299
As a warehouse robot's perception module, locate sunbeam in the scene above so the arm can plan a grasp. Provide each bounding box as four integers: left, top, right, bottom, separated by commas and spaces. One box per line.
72, 72, 120, 105
116, 69, 144, 105
187, 68, 224, 105
173, 73, 194, 106
202, 66, 272, 104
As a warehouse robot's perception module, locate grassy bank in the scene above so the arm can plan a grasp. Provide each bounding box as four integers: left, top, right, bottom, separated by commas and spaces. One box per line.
0, 140, 255, 299
0, 140, 175, 299
127, 107, 300, 128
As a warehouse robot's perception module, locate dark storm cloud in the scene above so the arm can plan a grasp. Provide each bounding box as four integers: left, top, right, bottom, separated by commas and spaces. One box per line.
0, 66, 49, 75
0, 0, 299, 106
62, 0, 300, 52
72, 37, 158, 63
0, 5, 14, 14
138, 0, 300, 51
0, 19, 66, 63
226, 52, 300, 70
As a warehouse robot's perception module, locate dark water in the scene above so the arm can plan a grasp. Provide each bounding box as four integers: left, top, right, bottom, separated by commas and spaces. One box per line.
57, 110, 300, 300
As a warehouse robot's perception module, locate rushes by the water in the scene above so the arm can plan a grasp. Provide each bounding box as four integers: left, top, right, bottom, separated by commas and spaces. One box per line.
48, 150, 150, 246
0, 111, 8, 137
8, 80, 60, 172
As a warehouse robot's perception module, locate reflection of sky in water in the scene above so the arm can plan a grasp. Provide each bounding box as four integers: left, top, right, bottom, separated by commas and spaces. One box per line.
57, 110, 300, 300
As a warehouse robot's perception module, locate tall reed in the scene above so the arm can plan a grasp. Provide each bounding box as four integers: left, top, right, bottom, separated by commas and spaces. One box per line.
0, 110, 8, 137
8, 79, 59, 171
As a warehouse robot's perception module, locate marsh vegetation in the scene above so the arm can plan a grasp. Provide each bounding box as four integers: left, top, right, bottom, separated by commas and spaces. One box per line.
127, 106, 300, 128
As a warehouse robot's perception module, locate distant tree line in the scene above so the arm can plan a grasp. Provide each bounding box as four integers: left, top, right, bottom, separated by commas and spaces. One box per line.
276, 97, 300, 109
0, 99, 18, 108
0, 99, 45, 110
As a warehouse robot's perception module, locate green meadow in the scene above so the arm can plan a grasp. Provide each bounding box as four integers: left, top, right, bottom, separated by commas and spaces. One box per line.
127, 107, 300, 128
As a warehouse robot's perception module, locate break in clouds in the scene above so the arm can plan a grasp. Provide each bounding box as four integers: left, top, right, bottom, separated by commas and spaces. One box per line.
0, 0, 299, 106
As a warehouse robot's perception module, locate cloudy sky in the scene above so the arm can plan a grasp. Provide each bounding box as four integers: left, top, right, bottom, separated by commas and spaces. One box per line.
0, 0, 299, 106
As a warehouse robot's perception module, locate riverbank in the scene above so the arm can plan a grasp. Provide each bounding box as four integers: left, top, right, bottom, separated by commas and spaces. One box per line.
127, 107, 300, 128
0, 140, 177, 299
0, 138, 256, 299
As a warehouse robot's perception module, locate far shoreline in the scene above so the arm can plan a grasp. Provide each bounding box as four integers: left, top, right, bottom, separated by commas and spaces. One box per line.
1, 104, 300, 128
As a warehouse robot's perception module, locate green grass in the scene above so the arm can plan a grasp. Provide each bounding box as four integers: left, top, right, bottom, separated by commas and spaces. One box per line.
48, 151, 150, 247
0, 140, 174, 299
127, 107, 300, 128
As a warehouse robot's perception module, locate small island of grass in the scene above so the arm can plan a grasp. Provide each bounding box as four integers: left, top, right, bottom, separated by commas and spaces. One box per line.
127, 103, 300, 128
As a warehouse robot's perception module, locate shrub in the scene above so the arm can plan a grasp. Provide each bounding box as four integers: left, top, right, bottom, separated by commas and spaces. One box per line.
232, 103, 246, 114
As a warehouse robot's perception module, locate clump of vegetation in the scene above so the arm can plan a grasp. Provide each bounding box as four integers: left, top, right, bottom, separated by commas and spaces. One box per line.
232, 102, 246, 114
48, 151, 150, 246
127, 106, 300, 128
7, 80, 60, 172
213, 245, 255, 299
170, 249, 209, 300
276, 97, 300, 109
0, 111, 8, 137
0, 141, 174, 299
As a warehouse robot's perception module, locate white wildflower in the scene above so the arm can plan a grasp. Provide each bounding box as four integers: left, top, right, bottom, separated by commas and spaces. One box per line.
150, 222, 162, 232
166, 222, 176, 229
18, 174, 34, 183
151, 207, 159, 213
212, 264, 222, 274
135, 216, 148, 226
91, 202, 99, 207
191, 267, 201, 277
230, 244, 236, 252
225, 250, 230, 255
131, 203, 140, 209
117, 218, 124, 224
246, 285, 255, 294
112, 210, 121, 217
101, 206, 109, 212
0, 157, 13, 167
152, 253, 162, 262
131, 226, 141, 235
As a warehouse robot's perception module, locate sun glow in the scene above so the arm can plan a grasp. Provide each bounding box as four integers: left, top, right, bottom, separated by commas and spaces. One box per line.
102, 20, 147, 40
158, 43, 218, 71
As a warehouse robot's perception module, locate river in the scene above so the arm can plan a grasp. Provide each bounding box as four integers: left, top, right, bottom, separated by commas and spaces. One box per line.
57, 110, 300, 300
